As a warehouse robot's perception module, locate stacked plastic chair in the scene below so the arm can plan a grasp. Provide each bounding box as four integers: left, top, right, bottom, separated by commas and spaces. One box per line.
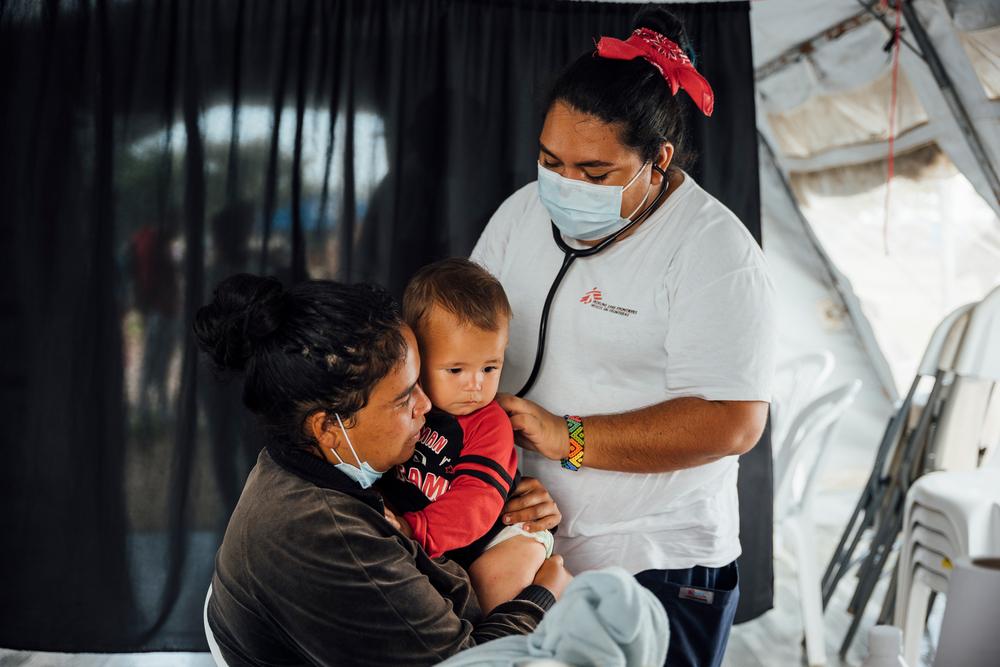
896, 469, 1000, 665
822, 301, 975, 658
870, 300, 979, 629
894, 285, 1000, 665
774, 378, 863, 666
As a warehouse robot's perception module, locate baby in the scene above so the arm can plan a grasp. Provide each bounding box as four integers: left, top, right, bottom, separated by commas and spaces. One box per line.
380, 258, 554, 613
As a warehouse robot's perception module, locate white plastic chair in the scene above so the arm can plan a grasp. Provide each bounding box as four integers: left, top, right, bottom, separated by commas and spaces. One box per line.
930, 285, 1000, 472
824, 303, 979, 655
775, 380, 864, 515
910, 545, 951, 580
909, 505, 962, 556
895, 302, 976, 478
981, 383, 1000, 468
897, 468, 1000, 665
902, 563, 951, 664
775, 380, 862, 667
893, 290, 998, 626
772, 351, 836, 450
876, 302, 976, 483
822, 304, 973, 613
904, 525, 955, 568
204, 584, 228, 667
898, 511, 960, 611
895, 287, 1000, 656
907, 470, 1000, 557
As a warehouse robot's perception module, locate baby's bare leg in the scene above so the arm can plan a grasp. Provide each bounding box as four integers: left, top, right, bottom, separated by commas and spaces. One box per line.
468, 535, 547, 615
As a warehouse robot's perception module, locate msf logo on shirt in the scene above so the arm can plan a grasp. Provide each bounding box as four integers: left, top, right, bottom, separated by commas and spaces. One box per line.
579, 287, 603, 304
579, 287, 638, 317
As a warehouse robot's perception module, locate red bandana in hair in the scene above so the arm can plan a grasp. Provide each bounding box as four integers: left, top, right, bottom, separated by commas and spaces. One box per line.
596, 28, 714, 117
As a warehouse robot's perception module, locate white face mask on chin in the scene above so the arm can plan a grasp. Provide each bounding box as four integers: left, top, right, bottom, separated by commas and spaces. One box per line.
328, 413, 385, 489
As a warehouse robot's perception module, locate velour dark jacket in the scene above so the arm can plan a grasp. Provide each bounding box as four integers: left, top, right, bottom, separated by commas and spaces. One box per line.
207, 447, 553, 666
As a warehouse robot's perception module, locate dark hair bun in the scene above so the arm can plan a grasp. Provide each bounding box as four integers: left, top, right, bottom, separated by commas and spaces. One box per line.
631, 6, 691, 55
194, 273, 284, 371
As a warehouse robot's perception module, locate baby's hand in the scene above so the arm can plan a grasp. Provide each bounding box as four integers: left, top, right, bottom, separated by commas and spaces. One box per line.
532, 554, 572, 600
384, 507, 414, 539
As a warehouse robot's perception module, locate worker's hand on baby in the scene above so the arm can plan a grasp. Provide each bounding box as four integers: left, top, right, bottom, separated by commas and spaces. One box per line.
501, 476, 562, 532
497, 393, 572, 463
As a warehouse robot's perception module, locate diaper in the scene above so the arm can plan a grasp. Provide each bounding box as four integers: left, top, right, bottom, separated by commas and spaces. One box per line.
485, 522, 555, 558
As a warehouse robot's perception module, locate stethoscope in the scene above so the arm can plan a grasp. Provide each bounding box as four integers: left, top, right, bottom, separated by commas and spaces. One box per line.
516, 164, 670, 397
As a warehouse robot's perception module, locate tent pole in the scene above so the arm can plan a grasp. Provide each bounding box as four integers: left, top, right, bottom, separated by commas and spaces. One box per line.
900, 1, 1000, 204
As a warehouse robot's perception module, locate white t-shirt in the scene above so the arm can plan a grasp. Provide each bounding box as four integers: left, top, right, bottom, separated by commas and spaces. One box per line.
471, 173, 776, 573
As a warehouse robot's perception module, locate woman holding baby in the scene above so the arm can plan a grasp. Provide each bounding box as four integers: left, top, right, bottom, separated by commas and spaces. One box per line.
198, 274, 569, 666
201, 7, 770, 667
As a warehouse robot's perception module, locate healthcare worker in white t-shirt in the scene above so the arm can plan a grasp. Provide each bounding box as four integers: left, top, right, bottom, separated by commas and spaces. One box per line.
470, 8, 775, 667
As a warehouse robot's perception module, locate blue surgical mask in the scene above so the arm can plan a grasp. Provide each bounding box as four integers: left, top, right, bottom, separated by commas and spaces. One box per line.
536, 161, 651, 241
329, 413, 384, 489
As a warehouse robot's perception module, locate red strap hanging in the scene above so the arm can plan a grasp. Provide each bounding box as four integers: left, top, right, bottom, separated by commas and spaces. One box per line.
883, 0, 903, 254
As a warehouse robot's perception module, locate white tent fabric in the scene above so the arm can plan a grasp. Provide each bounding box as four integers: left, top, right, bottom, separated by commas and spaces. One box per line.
766, 65, 928, 158
790, 144, 1000, 395
757, 1, 999, 212
758, 21, 901, 114
960, 26, 1000, 98
753, 0, 1000, 398
752, 1, 864, 66
759, 143, 893, 445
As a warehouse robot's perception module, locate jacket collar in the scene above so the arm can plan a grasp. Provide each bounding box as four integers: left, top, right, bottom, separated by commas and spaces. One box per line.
265, 445, 385, 513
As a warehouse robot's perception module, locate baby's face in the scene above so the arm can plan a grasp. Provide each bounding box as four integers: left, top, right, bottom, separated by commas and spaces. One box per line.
415, 305, 508, 416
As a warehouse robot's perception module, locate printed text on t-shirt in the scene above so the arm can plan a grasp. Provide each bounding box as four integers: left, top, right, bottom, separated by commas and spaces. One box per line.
579, 287, 638, 317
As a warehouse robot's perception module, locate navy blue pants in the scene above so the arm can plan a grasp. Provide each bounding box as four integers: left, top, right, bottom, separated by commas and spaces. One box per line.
635, 561, 740, 667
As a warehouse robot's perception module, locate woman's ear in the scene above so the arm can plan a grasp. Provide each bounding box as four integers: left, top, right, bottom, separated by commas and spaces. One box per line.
307, 411, 339, 453
657, 142, 674, 175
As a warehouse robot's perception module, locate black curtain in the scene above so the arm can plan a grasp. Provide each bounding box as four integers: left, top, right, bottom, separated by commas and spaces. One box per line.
0, 0, 768, 651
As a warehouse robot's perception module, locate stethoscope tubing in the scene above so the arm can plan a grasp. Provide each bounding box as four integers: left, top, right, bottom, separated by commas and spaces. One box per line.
515, 166, 670, 397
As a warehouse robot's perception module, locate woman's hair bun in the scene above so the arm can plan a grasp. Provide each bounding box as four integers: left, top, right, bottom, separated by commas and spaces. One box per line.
631, 6, 692, 55
194, 273, 285, 372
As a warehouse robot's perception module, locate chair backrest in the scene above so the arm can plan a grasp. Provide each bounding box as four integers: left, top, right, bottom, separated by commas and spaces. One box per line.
922, 302, 976, 376
771, 350, 836, 448
927, 286, 1000, 472
891, 303, 977, 482
930, 377, 997, 472
980, 384, 1000, 468
953, 284, 1000, 382
774, 379, 863, 517
204, 584, 229, 667
870, 305, 972, 485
